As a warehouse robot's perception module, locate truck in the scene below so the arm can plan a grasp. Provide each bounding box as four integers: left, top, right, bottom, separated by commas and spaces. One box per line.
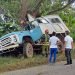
0, 14, 69, 57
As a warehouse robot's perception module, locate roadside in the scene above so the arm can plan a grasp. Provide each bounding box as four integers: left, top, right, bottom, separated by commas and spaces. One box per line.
0, 49, 75, 73
1, 59, 75, 75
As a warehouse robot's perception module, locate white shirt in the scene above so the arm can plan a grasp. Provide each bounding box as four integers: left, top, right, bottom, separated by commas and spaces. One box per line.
49, 36, 59, 48
64, 35, 73, 49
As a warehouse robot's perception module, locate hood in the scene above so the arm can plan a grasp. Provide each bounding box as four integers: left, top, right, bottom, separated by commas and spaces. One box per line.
0, 30, 30, 40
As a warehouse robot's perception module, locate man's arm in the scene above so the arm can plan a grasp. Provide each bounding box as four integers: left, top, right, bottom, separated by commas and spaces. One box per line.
49, 38, 51, 48
71, 41, 73, 49
57, 38, 65, 52
57, 38, 62, 45
62, 41, 66, 51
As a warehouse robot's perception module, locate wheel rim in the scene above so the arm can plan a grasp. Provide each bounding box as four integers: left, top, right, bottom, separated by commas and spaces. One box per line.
25, 43, 33, 57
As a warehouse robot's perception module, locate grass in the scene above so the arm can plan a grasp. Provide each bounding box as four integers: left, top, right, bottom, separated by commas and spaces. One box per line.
0, 50, 75, 73
0, 55, 48, 73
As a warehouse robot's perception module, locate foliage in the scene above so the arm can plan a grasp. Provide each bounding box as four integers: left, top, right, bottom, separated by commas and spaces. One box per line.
0, 0, 21, 19
0, 21, 20, 36
59, 8, 75, 40
39, 0, 75, 40
0, 0, 75, 39
0, 0, 21, 36
39, 0, 51, 15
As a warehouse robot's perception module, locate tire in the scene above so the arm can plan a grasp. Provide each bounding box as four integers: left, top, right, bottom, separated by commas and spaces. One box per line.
23, 42, 33, 58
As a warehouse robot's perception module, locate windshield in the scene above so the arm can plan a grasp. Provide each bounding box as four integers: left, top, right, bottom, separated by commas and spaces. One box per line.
36, 19, 48, 23
20, 20, 39, 31
31, 20, 39, 26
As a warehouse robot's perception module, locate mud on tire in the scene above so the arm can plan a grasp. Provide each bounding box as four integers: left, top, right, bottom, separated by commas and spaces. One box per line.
23, 42, 33, 58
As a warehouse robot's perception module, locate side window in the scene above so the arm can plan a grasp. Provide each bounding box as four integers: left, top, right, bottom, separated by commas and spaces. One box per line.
50, 19, 56, 23
24, 23, 35, 30
49, 18, 61, 23
48, 18, 63, 32
30, 24, 35, 29
55, 18, 61, 23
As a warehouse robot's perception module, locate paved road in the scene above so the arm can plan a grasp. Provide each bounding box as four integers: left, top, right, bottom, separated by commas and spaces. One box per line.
1, 60, 75, 75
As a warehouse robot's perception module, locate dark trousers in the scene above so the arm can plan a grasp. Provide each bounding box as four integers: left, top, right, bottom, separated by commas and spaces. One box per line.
65, 49, 72, 64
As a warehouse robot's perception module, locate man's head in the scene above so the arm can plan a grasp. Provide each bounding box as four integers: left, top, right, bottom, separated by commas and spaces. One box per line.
45, 29, 49, 34
52, 32, 56, 36
20, 19, 27, 25
65, 31, 70, 35
20, 20, 25, 24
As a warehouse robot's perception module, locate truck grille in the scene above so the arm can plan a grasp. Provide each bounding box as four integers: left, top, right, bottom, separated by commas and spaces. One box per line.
1, 37, 12, 47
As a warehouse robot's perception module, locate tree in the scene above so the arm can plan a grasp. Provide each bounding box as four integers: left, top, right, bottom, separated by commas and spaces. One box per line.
47, 0, 75, 14
20, 0, 44, 20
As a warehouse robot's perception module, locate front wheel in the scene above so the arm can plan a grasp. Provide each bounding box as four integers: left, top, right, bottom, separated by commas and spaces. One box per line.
23, 43, 33, 58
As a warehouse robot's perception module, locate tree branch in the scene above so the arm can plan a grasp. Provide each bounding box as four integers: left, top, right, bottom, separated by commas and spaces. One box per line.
47, 0, 75, 15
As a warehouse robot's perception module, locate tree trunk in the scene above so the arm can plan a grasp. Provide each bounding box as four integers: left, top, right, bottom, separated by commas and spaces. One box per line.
20, 0, 29, 20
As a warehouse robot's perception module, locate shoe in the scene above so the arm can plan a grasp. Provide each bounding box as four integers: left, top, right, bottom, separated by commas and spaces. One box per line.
70, 61, 72, 64
70, 63, 72, 64
64, 63, 70, 65
48, 62, 55, 65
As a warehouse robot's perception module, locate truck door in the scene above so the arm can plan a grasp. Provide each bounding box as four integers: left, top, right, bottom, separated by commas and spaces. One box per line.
30, 21, 43, 41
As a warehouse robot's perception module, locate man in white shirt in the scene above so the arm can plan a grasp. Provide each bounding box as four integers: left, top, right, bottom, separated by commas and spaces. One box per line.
49, 32, 61, 63
64, 31, 73, 65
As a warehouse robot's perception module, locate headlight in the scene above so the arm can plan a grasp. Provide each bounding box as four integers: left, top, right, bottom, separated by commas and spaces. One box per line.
13, 35, 17, 42
10, 35, 18, 43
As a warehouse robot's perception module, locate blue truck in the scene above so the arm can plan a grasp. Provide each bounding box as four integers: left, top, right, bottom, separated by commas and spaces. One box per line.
0, 14, 69, 57
0, 19, 43, 57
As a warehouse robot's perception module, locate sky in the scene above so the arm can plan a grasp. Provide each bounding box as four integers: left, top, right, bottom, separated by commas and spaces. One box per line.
50, 0, 75, 8
71, 1, 75, 8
